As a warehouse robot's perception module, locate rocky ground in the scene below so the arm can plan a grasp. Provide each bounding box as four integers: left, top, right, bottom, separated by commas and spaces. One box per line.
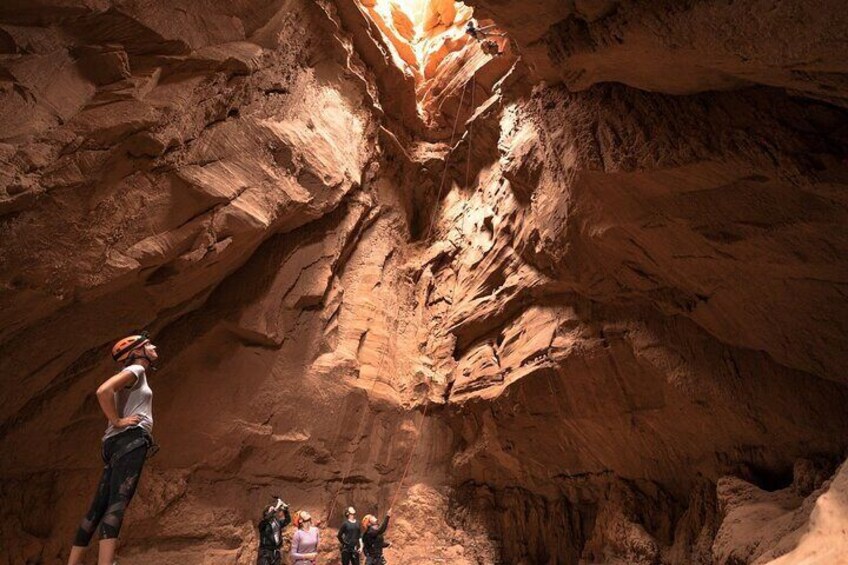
1, 1, 847, 563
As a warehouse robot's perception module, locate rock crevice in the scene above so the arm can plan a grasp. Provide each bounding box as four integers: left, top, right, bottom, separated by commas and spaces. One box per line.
2, 1, 848, 563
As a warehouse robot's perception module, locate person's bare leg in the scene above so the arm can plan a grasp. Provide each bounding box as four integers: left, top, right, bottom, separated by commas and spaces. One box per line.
97, 538, 117, 565
68, 545, 87, 564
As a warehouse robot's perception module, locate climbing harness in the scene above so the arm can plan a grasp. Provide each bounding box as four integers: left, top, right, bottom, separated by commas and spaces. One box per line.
103, 430, 157, 467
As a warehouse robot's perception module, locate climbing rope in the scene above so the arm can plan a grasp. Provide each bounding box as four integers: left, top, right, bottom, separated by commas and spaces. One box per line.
389, 73, 478, 511
464, 78, 475, 189
388, 400, 431, 510
326, 73, 478, 522
425, 78, 471, 241
324, 291, 404, 522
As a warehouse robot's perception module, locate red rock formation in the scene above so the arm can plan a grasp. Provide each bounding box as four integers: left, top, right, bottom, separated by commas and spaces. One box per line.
464, 0, 848, 106
1, 1, 847, 564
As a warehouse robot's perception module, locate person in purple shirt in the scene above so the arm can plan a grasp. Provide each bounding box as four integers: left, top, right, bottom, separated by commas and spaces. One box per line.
291, 510, 320, 565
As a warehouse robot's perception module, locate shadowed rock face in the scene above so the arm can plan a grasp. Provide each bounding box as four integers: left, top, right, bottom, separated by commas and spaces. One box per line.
1, 1, 847, 564
463, 0, 848, 106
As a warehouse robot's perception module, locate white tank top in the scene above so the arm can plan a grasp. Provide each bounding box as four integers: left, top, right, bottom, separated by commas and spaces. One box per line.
103, 364, 154, 441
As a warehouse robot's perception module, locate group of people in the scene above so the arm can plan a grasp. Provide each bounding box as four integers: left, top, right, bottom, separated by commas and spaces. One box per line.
65, 333, 392, 565
337, 505, 391, 565
258, 500, 391, 565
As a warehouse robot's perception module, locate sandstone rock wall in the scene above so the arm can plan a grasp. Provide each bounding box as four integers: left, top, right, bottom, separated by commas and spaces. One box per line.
464, 0, 848, 106
414, 80, 848, 563
0, 1, 425, 562
2, 1, 848, 564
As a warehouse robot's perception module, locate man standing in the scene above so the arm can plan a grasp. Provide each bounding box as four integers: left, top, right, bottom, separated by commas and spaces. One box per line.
337, 506, 362, 565
257, 497, 291, 565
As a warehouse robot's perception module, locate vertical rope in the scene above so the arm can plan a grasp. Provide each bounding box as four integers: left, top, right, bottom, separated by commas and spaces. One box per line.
425, 80, 470, 241
328, 74, 477, 520
389, 75, 479, 511
464, 76, 475, 189
324, 282, 404, 523
388, 401, 430, 511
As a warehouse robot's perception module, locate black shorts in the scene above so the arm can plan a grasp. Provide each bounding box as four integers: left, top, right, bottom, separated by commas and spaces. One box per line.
73, 428, 150, 545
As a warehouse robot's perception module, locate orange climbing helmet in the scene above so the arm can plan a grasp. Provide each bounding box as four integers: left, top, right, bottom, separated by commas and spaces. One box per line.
111, 332, 150, 362
294, 510, 312, 528
361, 514, 376, 530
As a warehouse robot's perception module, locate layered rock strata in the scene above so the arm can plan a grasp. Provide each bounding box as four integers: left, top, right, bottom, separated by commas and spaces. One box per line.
1, 1, 848, 564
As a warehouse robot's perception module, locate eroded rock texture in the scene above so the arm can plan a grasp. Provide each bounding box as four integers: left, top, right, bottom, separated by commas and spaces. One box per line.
1, 1, 847, 564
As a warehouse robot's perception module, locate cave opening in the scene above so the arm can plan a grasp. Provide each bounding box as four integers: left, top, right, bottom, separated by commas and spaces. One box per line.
357, 0, 473, 89
353, 0, 520, 245
355, 0, 511, 127
3, 0, 848, 564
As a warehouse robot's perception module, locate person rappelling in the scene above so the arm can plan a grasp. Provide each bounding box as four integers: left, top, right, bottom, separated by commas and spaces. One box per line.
465, 18, 508, 56
257, 496, 292, 565
337, 506, 364, 565
362, 509, 392, 565
67, 332, 159, 565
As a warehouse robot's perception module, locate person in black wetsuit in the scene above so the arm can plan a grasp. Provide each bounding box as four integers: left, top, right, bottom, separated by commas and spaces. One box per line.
362, 509, 392, 565
337, 506, 363, 565
257, 497, 292, 565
